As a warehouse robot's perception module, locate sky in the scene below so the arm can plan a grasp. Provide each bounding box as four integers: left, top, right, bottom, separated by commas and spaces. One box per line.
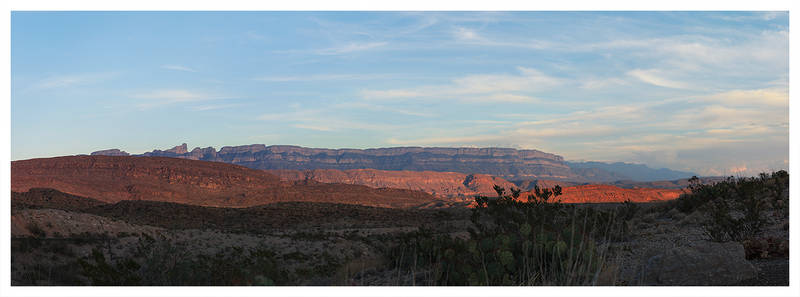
10, 11, 789, 176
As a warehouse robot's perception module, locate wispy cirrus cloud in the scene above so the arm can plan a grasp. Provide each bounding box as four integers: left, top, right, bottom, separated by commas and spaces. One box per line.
131, 89, 231, 108
258, 104, 404, 133
386, 134, 505, 146
190, 103, 242, 111
451, 26, 553, 50
627, 69, 690, 89
334, 102, 435, 117
316, 41, 388, 55
276, 41, 389, 56
712, 11, 786, 22
32, 72, 119, 89
253, 73, 398, 82
579, 77, 630, 90
244, 30, 266, 41
691, 87, 788, 107
161, 64, 197, 72
361, 66, 560, 102
454, 27, 480, 41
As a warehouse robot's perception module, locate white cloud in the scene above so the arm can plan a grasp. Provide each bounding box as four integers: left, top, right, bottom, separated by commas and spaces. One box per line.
452, 67, 561, 94
579, 77, 630, 90
469, 94, 541, 103
161, 65, 197, 72
254, 73, 396, 82
627, 69, 690, 89
714, 12, 785, 22
360, 89, 422, 99
190, 104, 241, 111
258, 109, 321, 121
454, 27, 480, 41
335, 102, 435, 117
692, 88, 788, 107
450, 25, 553, 50
386, 135, 504, 146
273, 41, 389, 56
315, 42, 388, 55
259, 108, 401, 132
293, 123, 335, 132
361, 66, 561, 102
513, 125, 618, 138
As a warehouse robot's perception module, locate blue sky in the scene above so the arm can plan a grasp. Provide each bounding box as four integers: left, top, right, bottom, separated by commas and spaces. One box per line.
10, 11, 789, 176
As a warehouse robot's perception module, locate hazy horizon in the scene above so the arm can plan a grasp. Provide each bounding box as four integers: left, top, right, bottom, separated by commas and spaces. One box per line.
11, 11, 789, 176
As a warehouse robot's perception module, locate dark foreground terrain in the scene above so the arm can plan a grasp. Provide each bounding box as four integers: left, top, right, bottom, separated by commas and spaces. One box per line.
11, 171, 789, 286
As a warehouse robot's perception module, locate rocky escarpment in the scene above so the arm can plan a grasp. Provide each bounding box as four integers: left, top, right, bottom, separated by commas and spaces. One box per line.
98, 144, 573, 181
269, 169, 518, 199
268, 169, 686, 204
11, 156, 436, 208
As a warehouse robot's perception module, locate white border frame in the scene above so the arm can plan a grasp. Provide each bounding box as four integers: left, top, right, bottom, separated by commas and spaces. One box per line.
2, 1, 797, 297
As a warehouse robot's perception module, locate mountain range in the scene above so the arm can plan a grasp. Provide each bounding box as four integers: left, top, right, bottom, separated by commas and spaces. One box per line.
91, 143, 696, 183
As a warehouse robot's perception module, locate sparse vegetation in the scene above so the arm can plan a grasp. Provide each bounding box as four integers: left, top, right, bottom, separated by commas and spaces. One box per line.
669, 171, 789, 242
388, 185, 626, 285
26, 222, 46, 238
78, 237, 289, 285
11, 170, 788, 286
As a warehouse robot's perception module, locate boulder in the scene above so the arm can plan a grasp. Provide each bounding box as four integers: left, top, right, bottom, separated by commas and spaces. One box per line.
642, 241, 757, 285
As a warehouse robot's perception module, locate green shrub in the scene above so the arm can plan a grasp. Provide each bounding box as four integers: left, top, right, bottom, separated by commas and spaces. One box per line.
26, 222, 46, 238
618, 199, 639, 221
671, 171, 789, 242
78, 248, 142, 285
76, 235, 289, 285
389, 185, 621, 285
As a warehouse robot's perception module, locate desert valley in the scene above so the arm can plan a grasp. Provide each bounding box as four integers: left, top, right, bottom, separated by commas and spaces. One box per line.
9, 144, 789, 286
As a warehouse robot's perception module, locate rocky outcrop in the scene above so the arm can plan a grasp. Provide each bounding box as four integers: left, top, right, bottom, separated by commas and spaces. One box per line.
11, 156, 436, 209
642, 241, 757, 285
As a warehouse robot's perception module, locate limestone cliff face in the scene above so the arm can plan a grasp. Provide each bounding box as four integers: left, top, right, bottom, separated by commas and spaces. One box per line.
122, 144, 574, 180
268, 169, 519, 199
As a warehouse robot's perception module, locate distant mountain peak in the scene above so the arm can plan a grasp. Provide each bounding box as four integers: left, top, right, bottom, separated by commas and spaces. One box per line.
565, 161, 696, 182
90, 149, 129, 156
166, 143, 188, 154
